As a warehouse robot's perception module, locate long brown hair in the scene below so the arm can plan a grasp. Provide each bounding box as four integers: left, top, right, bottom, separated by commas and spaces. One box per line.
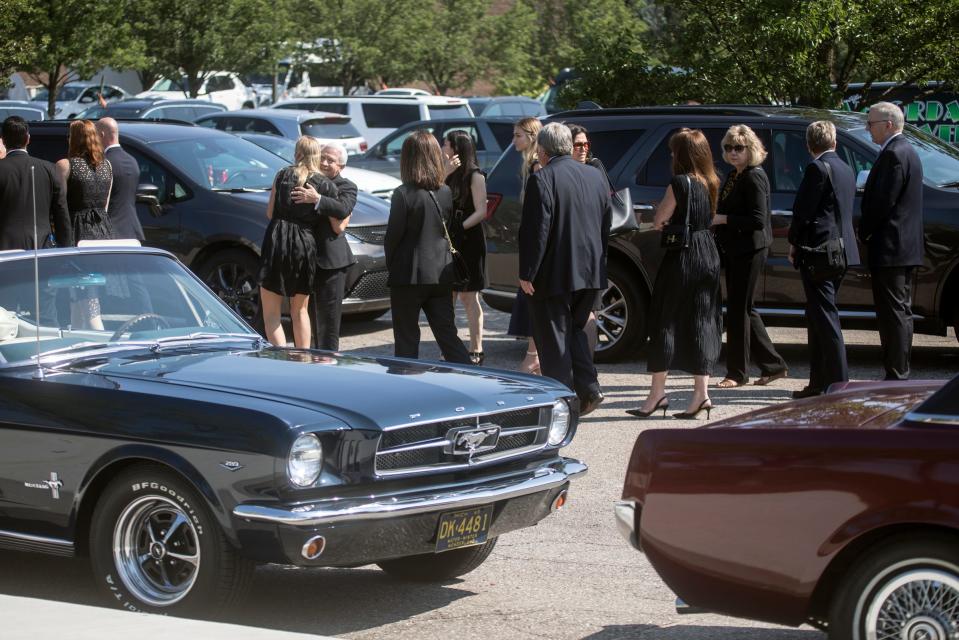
400, 130, 444, 190
68, 120, 104, 168
669, 128, 720, 212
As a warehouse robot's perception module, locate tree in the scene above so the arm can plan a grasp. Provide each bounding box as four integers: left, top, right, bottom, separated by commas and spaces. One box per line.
16, 0, 143, 117
0, 0, 33, 83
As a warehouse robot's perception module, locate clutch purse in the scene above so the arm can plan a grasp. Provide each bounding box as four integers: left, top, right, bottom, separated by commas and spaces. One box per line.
661, 175, 691, 251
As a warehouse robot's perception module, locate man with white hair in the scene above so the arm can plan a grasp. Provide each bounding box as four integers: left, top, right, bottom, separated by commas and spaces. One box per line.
519, 122, 612, 415
95, 117, 144, 242
291, 143, 357, 350
859, 101, 924, 380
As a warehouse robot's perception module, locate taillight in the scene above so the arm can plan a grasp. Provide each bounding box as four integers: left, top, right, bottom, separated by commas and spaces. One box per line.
359, 140, 368, 152
485, 193, 502, 220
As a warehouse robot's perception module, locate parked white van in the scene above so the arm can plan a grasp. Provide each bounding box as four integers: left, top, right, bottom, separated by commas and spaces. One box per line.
270, 95, 473, 146
138, 72, 255, 111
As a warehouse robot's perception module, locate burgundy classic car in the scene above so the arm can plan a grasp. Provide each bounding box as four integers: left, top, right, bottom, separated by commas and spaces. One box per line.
617, 376, 959, 639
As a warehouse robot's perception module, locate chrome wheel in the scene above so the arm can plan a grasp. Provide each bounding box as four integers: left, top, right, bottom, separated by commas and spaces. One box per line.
113, 495, 201, 607
863, 569, 959, 640
595, 281, 627, 354
203, 259, 258, 322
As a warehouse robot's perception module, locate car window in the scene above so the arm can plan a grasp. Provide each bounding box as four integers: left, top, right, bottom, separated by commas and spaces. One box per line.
836, 138, 874, 175
22, 136, 67, 163
151, 77, 189, 92
521, 102, 545, 116
248, 118, 280, 134
846, 124, 959, 187
484, 104, 503, 117
637, 127, 770, 187
155, 106, 196, 122
384, 126, 434, 156
300, 119, 361, 140
487, 122, 514, 149
206, 75, 233, 93
103, 87, 124, 100
126, 149, 177, 204
194, 105, 225, 117
196, 117, 218, 128
428, 104, 472, 120
363, 103, 421, 129
588, 129, 644, 175
770, 130, 811, 192
277, 102, 348, 115
151, 136, 285, 190
0, 107, 46, 121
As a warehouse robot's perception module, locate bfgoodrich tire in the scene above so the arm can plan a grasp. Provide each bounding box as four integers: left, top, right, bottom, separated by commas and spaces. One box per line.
827, 535, 959, 640
594, 261, 647, 363
377, 538, 497, 582
89, 466, 253, 614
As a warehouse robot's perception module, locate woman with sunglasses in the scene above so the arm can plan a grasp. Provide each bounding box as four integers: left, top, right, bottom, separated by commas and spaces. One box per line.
713, 125, 788, 389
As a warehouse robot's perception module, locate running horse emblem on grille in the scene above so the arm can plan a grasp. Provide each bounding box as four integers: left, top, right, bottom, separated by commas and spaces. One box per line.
447, 424, 501, 457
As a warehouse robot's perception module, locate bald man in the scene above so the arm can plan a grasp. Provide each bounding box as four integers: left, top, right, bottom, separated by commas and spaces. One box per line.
96, 117, 144, 241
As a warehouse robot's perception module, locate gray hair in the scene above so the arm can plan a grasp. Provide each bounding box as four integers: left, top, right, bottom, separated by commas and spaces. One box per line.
321, 143, 348, 165
806, 120, 836, 154
536, 122, 572, 157
869, 101, 905, 131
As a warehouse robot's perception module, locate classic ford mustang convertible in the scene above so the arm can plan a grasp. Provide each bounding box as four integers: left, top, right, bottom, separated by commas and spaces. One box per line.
0, 246, 585, 613
616, 377, 959, 640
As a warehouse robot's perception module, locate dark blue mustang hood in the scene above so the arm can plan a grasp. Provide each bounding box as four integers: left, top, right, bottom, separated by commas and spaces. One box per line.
95, 347, 566, 430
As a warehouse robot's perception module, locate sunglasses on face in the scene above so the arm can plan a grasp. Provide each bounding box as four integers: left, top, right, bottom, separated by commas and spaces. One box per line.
573, 141, 589, 149
724, 144, 746, 153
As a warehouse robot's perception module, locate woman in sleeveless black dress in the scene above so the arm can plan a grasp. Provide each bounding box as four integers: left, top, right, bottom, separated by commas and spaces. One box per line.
629, 129, 722, 420
55, 120, 115, 330
443, 130, 487, 364
258, 137, 339, 348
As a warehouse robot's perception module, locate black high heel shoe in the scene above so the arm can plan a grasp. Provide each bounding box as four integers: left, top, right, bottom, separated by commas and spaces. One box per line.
626, 396, 669, 418
469, 351, 485, 365
673, 399, 713, 420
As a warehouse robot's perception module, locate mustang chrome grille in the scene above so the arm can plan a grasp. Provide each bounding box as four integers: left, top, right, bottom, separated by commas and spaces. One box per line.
375, 406, 550, 476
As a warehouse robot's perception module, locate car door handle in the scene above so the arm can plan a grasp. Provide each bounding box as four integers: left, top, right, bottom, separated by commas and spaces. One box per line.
633, 204, 655, 212
772, 209, 792, 217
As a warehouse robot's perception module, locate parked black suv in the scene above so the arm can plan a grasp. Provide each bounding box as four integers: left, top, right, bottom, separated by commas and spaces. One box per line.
484, 106, 959, 361
27, 121, 391, 321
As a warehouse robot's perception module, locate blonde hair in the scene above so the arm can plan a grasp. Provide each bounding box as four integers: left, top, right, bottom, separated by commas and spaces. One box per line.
722, 124, 767, 167
516, 117, 542, 185
806, 121, 836, 155
292, 136, 323, 186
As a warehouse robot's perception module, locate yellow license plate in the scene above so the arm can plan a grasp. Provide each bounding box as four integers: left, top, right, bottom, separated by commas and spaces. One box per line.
435, 505, 493, 552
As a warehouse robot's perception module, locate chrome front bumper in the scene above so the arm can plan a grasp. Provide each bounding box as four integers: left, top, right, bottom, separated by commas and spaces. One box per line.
614, 499, 641, 551
234, 458, 587, 527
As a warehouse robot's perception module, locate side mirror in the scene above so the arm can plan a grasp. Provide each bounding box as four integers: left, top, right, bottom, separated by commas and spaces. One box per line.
136, 183, 163, 217
79, 95, 95, 104
856, 169, 870, 193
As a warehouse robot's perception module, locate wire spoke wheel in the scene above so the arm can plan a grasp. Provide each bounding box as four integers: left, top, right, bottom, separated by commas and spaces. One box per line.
113, 495, 201, 607
865, 569, 959, 640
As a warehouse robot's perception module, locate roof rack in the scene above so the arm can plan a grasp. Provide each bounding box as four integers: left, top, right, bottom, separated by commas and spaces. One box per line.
553, 105, 778, 118
38, 118, 196, 126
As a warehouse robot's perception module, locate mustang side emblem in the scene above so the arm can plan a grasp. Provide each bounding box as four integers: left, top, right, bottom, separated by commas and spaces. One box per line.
446, 424, 501, 458
24, 472, 63, 499
220, 460, 243, 472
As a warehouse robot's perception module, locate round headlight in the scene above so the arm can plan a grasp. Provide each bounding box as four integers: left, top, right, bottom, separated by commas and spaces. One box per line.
547, 399, 571, 446
288, 433, 322, 487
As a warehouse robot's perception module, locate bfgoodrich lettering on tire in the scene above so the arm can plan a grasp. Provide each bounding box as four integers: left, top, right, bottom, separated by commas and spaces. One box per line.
89, 465, 253, 613
377, 538, 497, 582
828, 535, 959, 640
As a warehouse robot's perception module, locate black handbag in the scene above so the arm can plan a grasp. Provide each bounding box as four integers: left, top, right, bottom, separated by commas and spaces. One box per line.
661, 175, 692, 251
609, 187, 639, 236
799, 162, 847, 282
427, 190, 470, 288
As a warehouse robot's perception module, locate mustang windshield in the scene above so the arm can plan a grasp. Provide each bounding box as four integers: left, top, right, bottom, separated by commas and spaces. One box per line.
0, 252, 255, 365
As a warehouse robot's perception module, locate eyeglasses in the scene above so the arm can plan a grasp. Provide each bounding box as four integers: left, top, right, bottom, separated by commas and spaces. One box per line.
572, 141, 589, 149
723, 144, 746, 153
866, 119, 891, 129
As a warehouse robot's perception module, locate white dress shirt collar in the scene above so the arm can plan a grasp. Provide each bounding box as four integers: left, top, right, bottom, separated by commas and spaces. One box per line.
104, 143, 122, 152
5, 148, 27, 156
880, 132, 902, 153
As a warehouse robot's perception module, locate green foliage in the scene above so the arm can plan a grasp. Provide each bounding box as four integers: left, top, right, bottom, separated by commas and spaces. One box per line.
0, 0, 33, 81
16, 0, 144, 116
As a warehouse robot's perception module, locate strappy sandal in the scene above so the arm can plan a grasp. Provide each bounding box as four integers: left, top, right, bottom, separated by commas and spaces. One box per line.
716, 378, 742, 389
754, 370, 788, 386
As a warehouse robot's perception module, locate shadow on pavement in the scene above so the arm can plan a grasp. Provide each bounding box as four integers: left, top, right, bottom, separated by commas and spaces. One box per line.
580, 624, 824, 639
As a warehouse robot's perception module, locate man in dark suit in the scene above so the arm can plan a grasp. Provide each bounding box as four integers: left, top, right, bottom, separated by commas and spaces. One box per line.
0, 116, 72, 249
859, 102, 924, 380
519, 122, 612, 415
788, 121, 861, 398
291, 143, 357, 350
96, 117, 145, 242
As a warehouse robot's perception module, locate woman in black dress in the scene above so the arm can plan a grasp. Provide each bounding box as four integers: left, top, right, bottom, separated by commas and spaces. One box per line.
384, 130, 470, 364
443, 129, 487, 364
258, 136, 338, 348
713, 124, 788, 388
55, 119, 114, 330
629, 128, 722, 420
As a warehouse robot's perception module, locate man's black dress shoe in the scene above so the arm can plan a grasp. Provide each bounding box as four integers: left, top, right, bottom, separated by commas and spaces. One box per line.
580, 390, 605, 416
792, 386, 824, 399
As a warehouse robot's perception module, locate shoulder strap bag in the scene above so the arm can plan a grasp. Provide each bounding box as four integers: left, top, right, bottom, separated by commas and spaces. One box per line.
799, 160, 847, 282
427, 190, 470, 288
661, 175, 692, 251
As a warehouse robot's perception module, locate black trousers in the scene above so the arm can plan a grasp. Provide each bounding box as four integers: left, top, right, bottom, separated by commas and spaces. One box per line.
309, 266, 348, 351
871, 266, 914, 380
724, 248, 787, 383
801, 267, 847, 391
389, 284, 470, 364
528, 289, 600, 399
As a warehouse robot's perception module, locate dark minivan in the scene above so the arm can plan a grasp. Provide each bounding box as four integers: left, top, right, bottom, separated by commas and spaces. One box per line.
484, 106, 959, 361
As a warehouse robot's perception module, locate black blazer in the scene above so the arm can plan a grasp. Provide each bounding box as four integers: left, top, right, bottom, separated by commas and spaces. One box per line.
314, 173, 357, 270
859, 134, 924, 267
519, 155, 611, 297
385, 184, 455, 286
789, 151, 861, 267
0, 150, 72, 249
717, 165, 773, 256
104, 146, 145, 241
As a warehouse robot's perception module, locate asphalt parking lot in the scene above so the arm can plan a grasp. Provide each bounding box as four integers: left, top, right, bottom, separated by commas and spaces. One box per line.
1, 304, 955, 639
